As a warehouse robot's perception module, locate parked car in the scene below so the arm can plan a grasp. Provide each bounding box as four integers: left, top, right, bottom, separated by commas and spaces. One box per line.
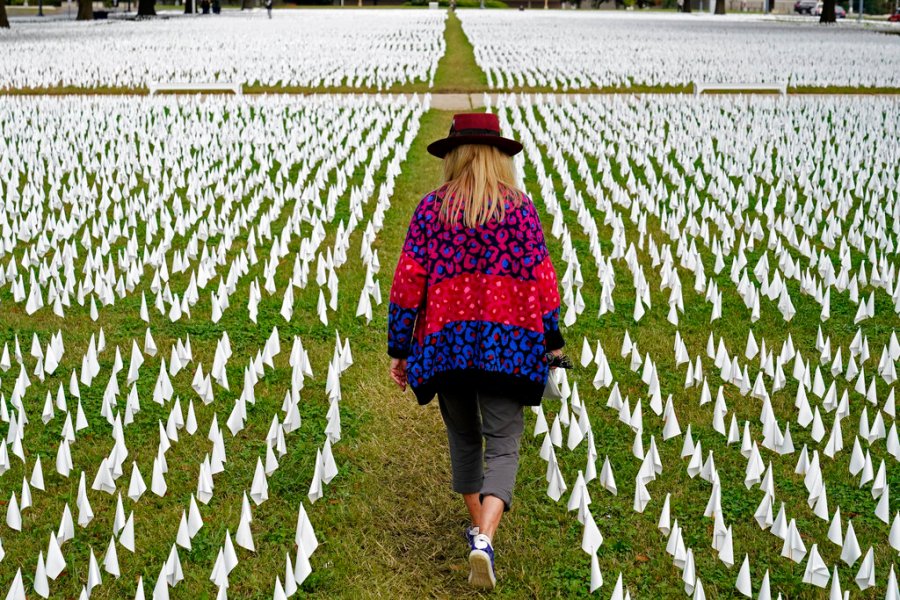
814, 2, 846, 16
794, 0, 817, 13
888, 8, 900, 21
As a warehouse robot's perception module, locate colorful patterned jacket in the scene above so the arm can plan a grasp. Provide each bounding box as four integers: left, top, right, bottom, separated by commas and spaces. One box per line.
387, 189, 564, 406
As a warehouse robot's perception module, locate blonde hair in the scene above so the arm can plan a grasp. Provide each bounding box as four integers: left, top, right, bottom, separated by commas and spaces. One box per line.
438, 144, 524, 228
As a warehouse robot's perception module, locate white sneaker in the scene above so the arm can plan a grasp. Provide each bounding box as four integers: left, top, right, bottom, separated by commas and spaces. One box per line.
464, 525, 480, 549
468, 533, 496, 589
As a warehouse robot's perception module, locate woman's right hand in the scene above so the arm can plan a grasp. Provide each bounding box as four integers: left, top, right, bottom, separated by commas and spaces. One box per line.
390, 358, 408, 391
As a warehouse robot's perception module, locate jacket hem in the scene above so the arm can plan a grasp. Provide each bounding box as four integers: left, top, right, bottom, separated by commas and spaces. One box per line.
545, 329, 565, 352
412, 370, 545, 407
387, 346, 410, 359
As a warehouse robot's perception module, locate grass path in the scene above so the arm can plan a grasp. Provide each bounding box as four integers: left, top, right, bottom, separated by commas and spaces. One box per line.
301, 23, 597, 590
432, 10, 488, 93
307, 108, 484, 598
322, 109, 596, 598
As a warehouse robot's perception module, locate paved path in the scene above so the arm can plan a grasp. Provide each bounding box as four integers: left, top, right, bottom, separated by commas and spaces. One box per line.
429, 93, 478, 111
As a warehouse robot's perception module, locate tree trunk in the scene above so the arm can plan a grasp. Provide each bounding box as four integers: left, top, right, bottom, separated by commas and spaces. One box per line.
137, 0, 155, 15
714, 0, 725, 12
0, 0, 9, 29
184, 0, 192, 13
241, 0, 250, 9
77, 0, 93, 20
682, 0, 691, 11
819, 0, 836, 20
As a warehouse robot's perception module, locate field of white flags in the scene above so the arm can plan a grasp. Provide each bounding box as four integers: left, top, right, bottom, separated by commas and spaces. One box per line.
458, 11, 900, 90
0, 93, 426, 598
479, 93, 900, 597
0, 10, 446, 91
2, 6, 900, 595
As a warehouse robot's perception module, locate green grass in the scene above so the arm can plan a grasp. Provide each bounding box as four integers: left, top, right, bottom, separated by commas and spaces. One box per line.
428, 10, 489, 93
299, 108, 488, 597
1, 11, 899, 600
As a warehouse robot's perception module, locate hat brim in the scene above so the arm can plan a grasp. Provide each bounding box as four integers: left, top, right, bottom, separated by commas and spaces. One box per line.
427, 134, 523, 159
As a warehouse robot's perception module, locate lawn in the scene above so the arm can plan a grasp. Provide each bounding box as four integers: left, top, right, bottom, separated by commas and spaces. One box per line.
0, 9, 898, 600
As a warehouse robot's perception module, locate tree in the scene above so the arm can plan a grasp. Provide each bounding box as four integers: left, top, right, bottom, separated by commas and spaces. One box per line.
714, 0, 725, 12
682, 0, 691, 11
184, 0, 193, 13
77, 0, 93, 20
137, 0, 155, 15
241, 0, 251, 9
0, 0, 9, 29
819, 0, 836, 20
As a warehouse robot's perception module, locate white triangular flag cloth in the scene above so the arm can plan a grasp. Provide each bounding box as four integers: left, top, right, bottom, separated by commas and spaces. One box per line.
581, 509, 603, 555
854, 546, 875, 590
5, 492, 21, 531
802, 544, 830, 588
153, 563, 170, 600
294, 541, 312, 588
224, 530, 238, 574
308, 449, 324, 504
120, 512, 135, 553
589, 550, 603, 593
46, 533, 66, 580
610, 573, 624, 600
274, 575, 287, 600
841, 520, 862, 566
735, 554, 751, 597
6, 569, 25, 600
34, 551, 49, 598
236, 506, 255, 552
87, 547, 102, 595
296, 502, 319, 557
250, 458, 269, 505
104, 536, 120, 578
176, 512, 192, 550
284, 554, 297, 597
165, 544, 184, 587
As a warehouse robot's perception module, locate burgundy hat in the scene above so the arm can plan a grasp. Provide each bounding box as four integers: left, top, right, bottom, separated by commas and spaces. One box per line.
427, 112, 523, 159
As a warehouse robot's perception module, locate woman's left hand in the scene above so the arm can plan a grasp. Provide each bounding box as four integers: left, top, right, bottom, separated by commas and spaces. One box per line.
548, 348, 563, 370
390, 358, 408, 391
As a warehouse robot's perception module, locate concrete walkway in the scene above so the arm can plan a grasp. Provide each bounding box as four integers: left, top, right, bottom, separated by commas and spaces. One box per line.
429, 93, 481, 111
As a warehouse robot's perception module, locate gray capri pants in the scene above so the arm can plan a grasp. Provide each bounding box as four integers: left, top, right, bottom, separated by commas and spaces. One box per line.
437, 387, 525, 512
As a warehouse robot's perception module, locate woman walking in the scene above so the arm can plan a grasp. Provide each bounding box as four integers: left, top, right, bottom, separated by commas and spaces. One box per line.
387, 113, 565, 590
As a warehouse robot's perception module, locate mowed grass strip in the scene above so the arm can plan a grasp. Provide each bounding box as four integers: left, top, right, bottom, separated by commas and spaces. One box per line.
313, 108, 510, 599
431, 10, 489, 94
324, 107, 605, 599
330, 106, 607, 599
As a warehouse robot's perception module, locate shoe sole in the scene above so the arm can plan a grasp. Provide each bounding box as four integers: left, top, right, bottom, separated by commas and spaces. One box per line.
468, 549, 496, 589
